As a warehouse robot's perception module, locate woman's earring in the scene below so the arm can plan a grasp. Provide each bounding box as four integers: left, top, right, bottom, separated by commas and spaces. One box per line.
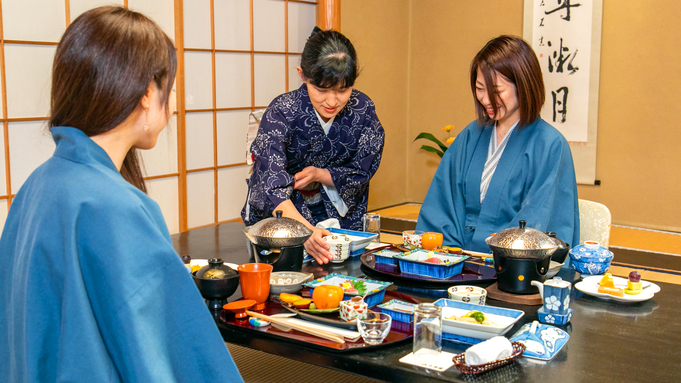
143, 104, 150, 131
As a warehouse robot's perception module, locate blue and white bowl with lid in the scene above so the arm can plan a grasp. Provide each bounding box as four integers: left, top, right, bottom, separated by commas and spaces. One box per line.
569, 241, 613, 275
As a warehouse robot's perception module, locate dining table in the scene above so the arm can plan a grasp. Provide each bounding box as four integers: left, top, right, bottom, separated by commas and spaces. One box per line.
172, 222, 681, 382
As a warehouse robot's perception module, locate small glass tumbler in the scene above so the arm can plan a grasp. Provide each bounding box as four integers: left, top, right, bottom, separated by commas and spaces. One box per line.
362, 213, 381, 243
413, 303, 442, 361
357, 312, 392, 345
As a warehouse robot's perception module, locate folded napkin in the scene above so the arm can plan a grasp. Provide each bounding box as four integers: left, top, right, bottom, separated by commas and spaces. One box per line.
464, 336, 513, 366
316, 218, 341, 230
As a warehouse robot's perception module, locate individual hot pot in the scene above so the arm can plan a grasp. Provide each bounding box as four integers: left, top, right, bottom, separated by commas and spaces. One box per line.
485, 221, 558, 294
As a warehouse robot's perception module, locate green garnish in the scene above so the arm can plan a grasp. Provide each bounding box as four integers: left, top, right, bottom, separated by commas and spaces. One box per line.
464, 310, 486, 324
351, 279, 367, 296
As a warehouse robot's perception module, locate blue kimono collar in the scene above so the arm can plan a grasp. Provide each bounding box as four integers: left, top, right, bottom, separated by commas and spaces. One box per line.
50, 126, 120, 174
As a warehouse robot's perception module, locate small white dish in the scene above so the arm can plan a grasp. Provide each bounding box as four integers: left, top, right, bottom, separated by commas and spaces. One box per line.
447, 285, 487, 305
545, 261, 564, 278
574, 275, 660, 303
269, 271, 314, 294
434, 299, 525, 341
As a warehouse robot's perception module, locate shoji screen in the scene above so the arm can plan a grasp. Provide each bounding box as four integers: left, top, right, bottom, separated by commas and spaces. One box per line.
182, 0, 316, 231
0, 0, 316, 237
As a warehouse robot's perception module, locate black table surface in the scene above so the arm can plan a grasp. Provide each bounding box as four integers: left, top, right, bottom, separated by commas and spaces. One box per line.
172, 223, 681, 383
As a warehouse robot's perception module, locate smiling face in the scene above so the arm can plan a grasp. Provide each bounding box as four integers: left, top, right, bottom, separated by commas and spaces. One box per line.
298, 66, 352, 122
475, 68, 520, 128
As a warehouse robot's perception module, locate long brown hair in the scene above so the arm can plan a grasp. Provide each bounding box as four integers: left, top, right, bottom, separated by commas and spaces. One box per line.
49, 6, 177, 192
470, 35, 545, 128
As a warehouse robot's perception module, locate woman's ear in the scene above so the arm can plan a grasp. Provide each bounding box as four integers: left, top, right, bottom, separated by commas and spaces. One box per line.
140, 81, 155, 110
297, 66, 306, 84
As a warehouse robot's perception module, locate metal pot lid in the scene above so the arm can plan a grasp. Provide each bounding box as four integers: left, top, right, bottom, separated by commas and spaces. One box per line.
245, 210, 312, 239
486, 221, 557, 251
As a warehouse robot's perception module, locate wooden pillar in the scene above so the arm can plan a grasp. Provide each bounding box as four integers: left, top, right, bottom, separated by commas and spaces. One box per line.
316, 0, 341, 31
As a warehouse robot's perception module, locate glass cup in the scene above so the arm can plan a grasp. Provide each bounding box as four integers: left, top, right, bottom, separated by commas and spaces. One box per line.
357, 312, 392, 345
402, 230, 425, 247
413, 303, 442, 361
362, 213, 381, 243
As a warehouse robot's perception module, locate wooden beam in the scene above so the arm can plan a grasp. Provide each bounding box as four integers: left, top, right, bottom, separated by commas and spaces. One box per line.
316, 0, 340, 31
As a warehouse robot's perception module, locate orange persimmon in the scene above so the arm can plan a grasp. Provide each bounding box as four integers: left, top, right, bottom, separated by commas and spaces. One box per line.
312, 285, 344, 309
422, 232, 444, 250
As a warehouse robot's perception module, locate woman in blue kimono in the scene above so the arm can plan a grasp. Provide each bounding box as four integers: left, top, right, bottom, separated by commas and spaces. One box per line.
0, 7, 242, 382
417, 35, 580, 253
242, 28, 385, 263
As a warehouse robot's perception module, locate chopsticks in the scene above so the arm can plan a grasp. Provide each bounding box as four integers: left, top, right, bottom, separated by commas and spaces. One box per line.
246, 310, 345, 344
463, 249, 493, 258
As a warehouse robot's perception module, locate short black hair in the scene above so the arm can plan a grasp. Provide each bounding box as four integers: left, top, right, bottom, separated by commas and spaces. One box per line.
300, 29, 358, 89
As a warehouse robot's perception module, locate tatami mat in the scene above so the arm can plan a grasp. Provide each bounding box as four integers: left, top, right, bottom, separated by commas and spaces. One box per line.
226, 343, 383, 383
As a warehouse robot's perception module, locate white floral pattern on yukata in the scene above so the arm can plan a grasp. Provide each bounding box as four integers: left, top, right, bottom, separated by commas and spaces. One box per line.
243, 85, 385, 230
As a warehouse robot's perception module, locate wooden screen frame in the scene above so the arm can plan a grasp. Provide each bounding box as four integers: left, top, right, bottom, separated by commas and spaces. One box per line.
0, 0, 320, 233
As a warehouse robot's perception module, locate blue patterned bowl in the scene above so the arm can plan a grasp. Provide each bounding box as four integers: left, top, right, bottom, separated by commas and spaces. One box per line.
569, 242, 613, 275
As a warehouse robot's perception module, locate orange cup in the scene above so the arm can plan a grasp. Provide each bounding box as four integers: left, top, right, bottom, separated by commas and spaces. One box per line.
421, 232, 444, 250
237, 263, 273, 310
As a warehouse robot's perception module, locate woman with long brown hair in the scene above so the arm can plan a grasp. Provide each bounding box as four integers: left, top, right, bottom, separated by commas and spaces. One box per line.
417, 35, 580, 253
0, 6, 242, 382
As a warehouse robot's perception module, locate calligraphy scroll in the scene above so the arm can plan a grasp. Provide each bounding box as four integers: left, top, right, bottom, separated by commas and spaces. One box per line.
523, 0, 603, 184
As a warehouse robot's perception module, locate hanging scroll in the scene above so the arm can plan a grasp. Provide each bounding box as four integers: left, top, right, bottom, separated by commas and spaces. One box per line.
523, 0, 603, 184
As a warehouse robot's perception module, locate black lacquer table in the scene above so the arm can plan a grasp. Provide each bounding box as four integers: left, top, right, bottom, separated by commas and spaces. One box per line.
172, 223, 681, 383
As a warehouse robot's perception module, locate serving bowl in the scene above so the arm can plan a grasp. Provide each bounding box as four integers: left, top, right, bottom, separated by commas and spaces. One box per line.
569, 241, 613, 275
269, 271, 314, 294
192, 259, 240, 309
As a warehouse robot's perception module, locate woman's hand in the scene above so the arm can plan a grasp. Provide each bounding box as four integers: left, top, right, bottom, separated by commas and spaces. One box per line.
294, 166, 333, 190
304, 227, 333, 264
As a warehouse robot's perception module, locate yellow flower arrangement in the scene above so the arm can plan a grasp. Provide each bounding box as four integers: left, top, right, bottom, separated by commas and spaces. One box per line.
414, 125, 455, 158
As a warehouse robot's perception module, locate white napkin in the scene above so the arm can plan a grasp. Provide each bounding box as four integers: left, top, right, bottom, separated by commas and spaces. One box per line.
316, 218, 341, 230
464, 336, 513, 366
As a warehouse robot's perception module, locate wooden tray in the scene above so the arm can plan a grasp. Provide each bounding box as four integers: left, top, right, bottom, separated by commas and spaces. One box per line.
360, 247, 497, 289
219, 290, 420, 352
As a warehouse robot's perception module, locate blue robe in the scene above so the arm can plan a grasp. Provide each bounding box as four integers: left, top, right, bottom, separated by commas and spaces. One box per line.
0, 127, 243, 382
416, 118, 580, 254
242, 84, 384, 230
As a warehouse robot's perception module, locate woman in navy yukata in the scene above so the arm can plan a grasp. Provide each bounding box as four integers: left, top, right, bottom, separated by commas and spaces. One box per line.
416, 35, 580, 254
0, 6, 243, 382
243, 28, 385, 264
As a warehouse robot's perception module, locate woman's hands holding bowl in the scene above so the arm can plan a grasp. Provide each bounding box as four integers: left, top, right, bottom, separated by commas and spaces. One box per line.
305, 227, 333, 264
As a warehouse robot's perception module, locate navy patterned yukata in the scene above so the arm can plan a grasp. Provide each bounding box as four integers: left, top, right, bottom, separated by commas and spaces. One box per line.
242, 84, 384, 230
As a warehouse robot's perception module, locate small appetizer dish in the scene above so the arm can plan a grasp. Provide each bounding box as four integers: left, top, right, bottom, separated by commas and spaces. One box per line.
303, 273, 392, 307
327, 228, 379, 257
434, 299, 525, 344
377, 299, 416, 323
269, 271, 314, 295
372, 248, 402, 265
394, 249, 469, 279
574, 273, 660, 303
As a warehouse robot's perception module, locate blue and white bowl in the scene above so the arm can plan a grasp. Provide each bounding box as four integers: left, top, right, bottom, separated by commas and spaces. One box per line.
569, 241, 613, 275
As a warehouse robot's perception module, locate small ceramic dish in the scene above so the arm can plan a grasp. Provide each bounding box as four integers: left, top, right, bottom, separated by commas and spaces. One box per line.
303, 273, 392, 307
537, 307, 573, 325
575, 275, 660, 303
376, 299, 415, 323
434, 299, 525, 343
569, 242, 613, 275
509, 321, 570, 361
223, 299, 256, 319
269, 272, 314, 294
328, 228, 379, 257
394, 249, 469, 279
545, 261, 564, 278
324, 235, 351, 263
447, 285, 487, 305
372, 248, 402, 265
